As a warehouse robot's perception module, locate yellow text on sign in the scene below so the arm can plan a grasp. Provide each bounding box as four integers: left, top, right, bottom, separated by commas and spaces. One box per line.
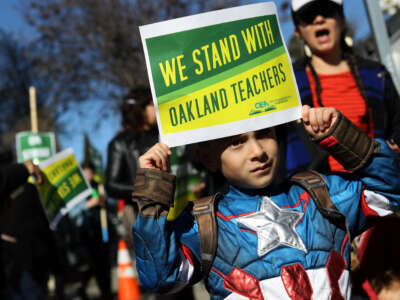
157, 20, 277, 87
158, 53, 298, 134
57, 181, 71, 198
56, 172, 83, 200
43, 155, 76, 183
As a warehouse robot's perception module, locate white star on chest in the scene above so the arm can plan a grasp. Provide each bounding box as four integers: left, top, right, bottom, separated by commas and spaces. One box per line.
236, 196, 307, 257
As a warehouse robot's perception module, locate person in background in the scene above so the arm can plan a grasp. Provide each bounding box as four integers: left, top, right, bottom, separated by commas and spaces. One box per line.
0, 148, 56, 300
105, 86, 158, 247
0, 159, 43, 211
80, 161, 116, 300
54, 161, 117, 300
350, 216, 400, 300
285, 0, 400, 298
283, 0, 400, 176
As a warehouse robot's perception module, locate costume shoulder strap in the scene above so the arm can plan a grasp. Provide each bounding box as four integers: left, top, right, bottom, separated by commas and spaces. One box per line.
192, 193, 222, 279
290, 170, 346, 231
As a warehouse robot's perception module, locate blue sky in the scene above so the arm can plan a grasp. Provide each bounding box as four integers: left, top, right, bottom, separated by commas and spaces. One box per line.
0, 2, 121, 164
0, 0, 372, 164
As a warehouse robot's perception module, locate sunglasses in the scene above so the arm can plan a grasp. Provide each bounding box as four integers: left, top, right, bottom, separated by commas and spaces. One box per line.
295, 2, 342, 25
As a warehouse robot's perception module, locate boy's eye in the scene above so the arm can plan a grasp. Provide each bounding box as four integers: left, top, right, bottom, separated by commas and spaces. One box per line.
230, 138, 243, 148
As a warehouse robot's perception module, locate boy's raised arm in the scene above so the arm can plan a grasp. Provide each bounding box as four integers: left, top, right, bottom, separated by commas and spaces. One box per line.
132, 143, 198, 293
133, 142, 175, 209
301, 105, 379, 171
301, 105, 400, 237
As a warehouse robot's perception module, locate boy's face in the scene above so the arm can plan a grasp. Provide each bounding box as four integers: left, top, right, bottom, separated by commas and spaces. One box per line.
203, 128, 279, 189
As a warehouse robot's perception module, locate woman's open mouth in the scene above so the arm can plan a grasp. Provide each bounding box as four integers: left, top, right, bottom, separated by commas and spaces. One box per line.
315, 29, 330, 43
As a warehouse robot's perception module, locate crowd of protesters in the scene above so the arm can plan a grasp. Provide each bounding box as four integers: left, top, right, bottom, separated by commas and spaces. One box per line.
1, 0, 400, 299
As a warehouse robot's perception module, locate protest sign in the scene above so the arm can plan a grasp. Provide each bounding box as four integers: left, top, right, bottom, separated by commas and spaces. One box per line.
38, 148, 92, 226
16, 131, 56, 164
140, 2, 301, 146
167, 145, 204, 220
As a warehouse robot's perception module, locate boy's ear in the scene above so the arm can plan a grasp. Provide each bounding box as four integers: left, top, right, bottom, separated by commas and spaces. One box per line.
196, 146, 219, 173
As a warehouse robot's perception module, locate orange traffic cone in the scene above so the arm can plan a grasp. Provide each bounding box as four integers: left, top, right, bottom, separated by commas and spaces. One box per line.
118, 239, 141, 300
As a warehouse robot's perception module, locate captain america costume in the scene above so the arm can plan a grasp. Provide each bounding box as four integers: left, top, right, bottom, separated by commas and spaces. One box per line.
132, 137, 400, 300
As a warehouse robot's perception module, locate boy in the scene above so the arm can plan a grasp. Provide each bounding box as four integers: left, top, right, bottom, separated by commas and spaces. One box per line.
131, 106, 400, 299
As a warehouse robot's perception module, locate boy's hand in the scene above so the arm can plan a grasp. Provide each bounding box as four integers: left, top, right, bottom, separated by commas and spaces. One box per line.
302, 105, 339, 138
139, 143, 171, 172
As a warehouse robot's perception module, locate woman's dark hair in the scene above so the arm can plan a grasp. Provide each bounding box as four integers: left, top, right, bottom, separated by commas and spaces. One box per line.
121, 86, 152, 132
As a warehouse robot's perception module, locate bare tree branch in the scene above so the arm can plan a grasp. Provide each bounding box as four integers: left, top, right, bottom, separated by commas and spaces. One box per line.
21, 0, 242, 105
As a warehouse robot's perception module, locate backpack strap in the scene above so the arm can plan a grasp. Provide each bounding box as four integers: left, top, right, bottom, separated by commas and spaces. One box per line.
290, 170, 347, 231
192, 193, 222, 278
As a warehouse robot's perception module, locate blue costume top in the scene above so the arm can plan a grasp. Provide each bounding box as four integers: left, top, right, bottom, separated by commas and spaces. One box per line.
132, 139, 400, 300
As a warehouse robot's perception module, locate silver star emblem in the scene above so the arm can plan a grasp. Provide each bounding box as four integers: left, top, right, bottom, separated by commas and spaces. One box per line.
236, 196, 307, 257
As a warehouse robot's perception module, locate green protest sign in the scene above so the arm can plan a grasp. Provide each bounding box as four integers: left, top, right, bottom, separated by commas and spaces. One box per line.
38, 148, 92, 226
140, 2, 301, 146
16, 131, 56, 164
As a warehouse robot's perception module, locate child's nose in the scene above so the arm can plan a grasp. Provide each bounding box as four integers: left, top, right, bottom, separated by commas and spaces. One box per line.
249, 140, 265, 159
